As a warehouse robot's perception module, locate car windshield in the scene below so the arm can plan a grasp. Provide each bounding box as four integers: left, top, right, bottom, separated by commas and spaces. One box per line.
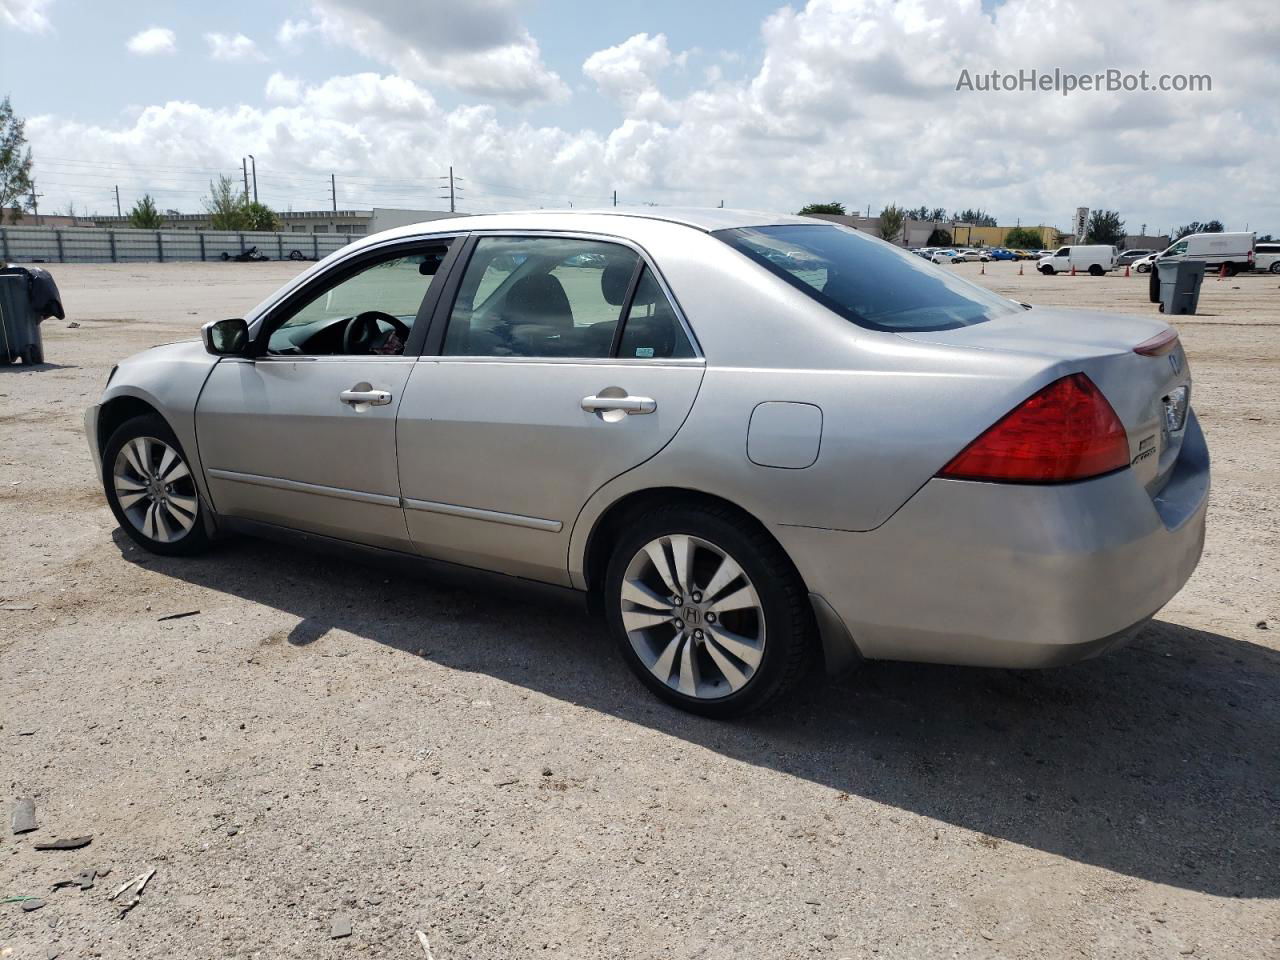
714, 224, 1019, 332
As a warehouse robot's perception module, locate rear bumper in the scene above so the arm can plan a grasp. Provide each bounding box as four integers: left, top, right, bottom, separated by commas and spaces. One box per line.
781, 411, 1209, 669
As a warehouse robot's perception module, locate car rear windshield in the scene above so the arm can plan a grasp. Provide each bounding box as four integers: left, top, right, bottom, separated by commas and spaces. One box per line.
714, 224, 1020, 332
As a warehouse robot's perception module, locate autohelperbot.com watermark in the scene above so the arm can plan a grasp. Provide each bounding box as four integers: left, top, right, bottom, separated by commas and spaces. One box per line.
955, 68, 1211, 96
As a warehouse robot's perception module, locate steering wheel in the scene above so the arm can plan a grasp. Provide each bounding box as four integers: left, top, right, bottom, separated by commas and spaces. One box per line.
342, 310, 410, 354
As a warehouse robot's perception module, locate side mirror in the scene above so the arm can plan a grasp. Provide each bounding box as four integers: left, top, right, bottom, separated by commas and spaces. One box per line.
202, 318, 249, 356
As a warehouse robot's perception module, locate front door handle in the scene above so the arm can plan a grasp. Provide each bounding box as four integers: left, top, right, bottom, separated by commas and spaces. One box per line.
340, 383, 392, 408
581, 394, 656, 415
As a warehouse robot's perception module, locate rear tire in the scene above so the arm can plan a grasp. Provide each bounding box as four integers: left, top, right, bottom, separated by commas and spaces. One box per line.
1089, 264, 1104, 276
1269, 262, 1280, 275
604, 502, 815, 718
103, 413, 211, 556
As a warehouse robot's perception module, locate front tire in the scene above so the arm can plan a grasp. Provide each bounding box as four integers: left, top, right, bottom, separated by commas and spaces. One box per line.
1269, 262, 1280, 275
1040, 265, 1055, 275
103, 414, 211, 556
604, 502, 815, 718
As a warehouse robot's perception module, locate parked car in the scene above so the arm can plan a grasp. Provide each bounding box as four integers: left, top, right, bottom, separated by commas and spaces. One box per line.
951, 248, 992, 262
1132, 253, 1158, 273
86, 210, 1208, 718
1116, 249, 1155, 267
928, 249, 957, 263
1038, 245, 1118, 276
1255, 241, 1280, 274
988, 248, 1018, 261
1150, 232, 1255, 276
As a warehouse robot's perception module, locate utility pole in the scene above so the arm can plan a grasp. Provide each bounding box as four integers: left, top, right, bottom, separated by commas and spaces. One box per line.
29, 186, 42, 220
612, 189, 617, 207
248, 154, 258, 204
437, 166, 464, 213
115, 185, 122, 217
331, 173, 337, 212
242, 158, 250, 198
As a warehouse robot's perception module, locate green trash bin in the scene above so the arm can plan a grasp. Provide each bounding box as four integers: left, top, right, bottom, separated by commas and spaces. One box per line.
1155, 260, 1205, 315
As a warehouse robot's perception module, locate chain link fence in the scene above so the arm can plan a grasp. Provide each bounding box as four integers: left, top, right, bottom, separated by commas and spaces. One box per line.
0, 226, 355, 264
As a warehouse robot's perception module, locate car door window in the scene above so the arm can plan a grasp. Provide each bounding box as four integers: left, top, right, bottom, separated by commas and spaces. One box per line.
443, 237, 640, 359
265, 243, 450, 356
617, 266, 695, 359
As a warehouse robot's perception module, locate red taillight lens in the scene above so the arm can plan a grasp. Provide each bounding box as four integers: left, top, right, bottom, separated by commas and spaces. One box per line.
939, 373, 1129, 483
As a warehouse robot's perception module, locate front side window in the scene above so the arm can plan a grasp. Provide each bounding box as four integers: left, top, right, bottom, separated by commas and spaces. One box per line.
715, 224, 1019, 332
442, 236, 690, 359
266, 243, 450, 356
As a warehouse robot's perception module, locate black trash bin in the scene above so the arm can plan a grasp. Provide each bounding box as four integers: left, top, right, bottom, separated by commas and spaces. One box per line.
0, 265, 64, 365
1154, 260, 1205, 315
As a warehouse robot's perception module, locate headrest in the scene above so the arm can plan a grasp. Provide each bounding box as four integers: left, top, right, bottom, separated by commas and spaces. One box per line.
601, 260, 633, 306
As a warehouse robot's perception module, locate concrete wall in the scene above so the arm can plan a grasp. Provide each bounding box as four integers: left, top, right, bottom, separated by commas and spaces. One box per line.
0, 226, 354, 264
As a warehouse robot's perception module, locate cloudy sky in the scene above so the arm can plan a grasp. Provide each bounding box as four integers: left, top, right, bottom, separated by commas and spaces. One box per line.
2, 0, 1276, 236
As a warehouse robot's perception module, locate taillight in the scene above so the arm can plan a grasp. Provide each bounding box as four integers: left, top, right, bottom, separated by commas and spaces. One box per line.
1133, 329, 1179, 356
939, 373, 1129, 483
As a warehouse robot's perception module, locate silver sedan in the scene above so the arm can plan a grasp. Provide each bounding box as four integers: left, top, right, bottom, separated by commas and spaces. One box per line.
85, 209, 1209, 717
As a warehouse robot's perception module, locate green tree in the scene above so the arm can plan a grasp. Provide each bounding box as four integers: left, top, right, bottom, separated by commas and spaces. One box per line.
926, 227, 953, 246
1171, 220, 1224, 241
1004, 226, 1044, 249
128, 193, 164, 228
797, 202, 846, 216
1085, 209, 1125, 246
1, 95, 35, 224
878, 204, 906, 244
244, 200, 280, 231
954, 208, 997, 227
204, 174, 251, 230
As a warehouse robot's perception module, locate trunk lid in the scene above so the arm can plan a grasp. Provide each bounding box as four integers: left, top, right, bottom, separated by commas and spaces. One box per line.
898, 307, 1192, 492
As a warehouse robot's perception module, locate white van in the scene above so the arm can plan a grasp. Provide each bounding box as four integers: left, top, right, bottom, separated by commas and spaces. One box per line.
1037, 245, 1117, 276
1153, 232, 1255, 276
1253, 242, 1280, 274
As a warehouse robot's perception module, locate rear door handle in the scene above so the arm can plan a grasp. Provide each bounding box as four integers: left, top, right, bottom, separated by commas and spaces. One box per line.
581, 395, 656, 415
340, 387, 392, 407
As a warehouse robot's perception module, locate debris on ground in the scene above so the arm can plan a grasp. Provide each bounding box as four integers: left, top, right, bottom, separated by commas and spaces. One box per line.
107, 866, 155, 919
416, 930, 436, 958
12, 797, 37, 834
157, 610, 200, 622
22, 898, 47, 912
331, 916, 353, 939
34, 836, 92, 851
79, 869, 96, 890
66, 321, 80, 328
1, 602, 37, 611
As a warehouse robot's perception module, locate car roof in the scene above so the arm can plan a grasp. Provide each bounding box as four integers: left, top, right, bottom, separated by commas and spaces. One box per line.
379, 207, 819, 240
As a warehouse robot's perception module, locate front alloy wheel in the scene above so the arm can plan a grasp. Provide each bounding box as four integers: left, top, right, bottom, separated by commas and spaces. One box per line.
103, 413, 211, 556
113, 436, 199, 544
620, 534, 766, 699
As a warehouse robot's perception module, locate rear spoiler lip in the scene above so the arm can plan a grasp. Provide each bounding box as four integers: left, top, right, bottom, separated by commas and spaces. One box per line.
1133, 328, 1179, 357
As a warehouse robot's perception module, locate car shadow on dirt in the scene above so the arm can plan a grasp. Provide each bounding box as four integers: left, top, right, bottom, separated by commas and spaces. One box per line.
119, 531, 1280, 900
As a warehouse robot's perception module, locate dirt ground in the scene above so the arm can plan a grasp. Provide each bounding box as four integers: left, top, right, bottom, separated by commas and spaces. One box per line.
1, 260, 1277, 959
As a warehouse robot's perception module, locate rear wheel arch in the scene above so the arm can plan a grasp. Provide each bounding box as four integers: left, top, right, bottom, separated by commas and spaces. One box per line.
582, 486, 807, 606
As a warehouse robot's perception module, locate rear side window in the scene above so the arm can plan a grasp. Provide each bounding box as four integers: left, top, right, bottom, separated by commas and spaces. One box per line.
442, 236, 692, 359
714, 224, 1019, 332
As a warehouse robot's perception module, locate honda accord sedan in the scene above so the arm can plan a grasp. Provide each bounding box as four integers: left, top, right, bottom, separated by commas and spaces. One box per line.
85, 209, 1209, 717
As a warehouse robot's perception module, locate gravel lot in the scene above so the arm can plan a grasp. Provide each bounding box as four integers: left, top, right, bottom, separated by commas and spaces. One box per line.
2, 260, 1277, 959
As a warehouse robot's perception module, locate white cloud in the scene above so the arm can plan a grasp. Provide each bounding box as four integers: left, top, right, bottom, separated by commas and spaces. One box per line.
276, 18, 316, 50
306, 0, 569, 106
264, 72, 302, 104
126, 27, 176, 56
0, 0, 53, 32
205, 32, 266, 62
21, 0, 1280, 235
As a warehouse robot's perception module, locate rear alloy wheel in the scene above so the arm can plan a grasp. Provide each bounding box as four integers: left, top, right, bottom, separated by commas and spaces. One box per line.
103, 414, 211, 556
1270, 262, 1280, 275
605, 503, 814, 717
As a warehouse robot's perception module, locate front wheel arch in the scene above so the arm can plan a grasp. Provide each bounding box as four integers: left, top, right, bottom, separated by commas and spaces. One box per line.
97, 396, 166, 475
